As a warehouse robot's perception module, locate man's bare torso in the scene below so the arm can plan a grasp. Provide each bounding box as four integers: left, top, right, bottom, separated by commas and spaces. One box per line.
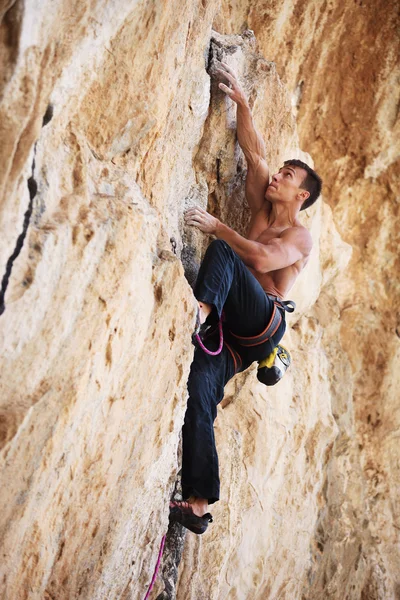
246, 206, 310, 299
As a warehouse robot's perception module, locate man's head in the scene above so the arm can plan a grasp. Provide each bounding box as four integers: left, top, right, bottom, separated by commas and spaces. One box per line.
266, 159, 322, 211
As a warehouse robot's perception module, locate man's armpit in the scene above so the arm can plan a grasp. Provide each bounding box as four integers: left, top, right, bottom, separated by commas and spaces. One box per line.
247, 157, 269, 179
245, 159, 270, 212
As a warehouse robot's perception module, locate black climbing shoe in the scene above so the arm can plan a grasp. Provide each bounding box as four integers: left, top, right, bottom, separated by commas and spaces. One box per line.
169, 501, 213, 535
257, 345, 291, 386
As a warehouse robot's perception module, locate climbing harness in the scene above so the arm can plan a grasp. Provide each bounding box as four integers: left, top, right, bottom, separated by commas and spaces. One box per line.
230, 304, 281, 347
229, 295, 295, 349
266, 295, 296, 313
195, 296, 295, 367
143, 534, 166, 600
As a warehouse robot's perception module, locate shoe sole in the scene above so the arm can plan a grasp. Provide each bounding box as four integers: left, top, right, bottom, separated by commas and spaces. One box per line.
169, 506, 213, 535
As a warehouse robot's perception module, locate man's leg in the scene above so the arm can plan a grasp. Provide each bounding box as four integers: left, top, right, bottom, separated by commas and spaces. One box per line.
176, 240, 277, 528
181, 344, 235, 512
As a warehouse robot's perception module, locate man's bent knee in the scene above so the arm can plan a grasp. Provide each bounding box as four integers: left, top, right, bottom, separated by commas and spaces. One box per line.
205, 238, 235, 259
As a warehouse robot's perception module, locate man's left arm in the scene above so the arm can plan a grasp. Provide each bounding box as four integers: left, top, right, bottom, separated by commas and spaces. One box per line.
184, 207, 312, 272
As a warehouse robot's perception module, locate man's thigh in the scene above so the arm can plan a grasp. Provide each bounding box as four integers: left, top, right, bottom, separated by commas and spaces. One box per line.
223, 259, 274, 337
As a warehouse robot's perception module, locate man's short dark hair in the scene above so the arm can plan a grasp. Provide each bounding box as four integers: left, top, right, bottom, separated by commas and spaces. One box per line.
284, 159, 322, 211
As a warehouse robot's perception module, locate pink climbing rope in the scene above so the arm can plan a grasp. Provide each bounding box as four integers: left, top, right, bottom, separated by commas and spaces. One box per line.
143, 534, 166, 600
195, 318, 224, 356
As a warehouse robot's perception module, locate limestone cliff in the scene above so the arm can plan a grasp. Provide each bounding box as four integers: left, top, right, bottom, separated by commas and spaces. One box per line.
0, 1, 398, 600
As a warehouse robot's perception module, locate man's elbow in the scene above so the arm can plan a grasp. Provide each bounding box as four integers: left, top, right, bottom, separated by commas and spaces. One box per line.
252, 255, 272, 274
252, 245, 286, 273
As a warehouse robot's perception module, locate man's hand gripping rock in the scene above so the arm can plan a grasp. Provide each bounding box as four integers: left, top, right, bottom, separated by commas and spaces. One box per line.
216, 61, 248, 107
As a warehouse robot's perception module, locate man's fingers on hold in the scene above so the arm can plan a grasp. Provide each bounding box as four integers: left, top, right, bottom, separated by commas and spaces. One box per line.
218, 70, 236, 85
216, 61, 228, 72
216, 67, 233, 81
221, 61, 236, 76
219, 83, 233, 95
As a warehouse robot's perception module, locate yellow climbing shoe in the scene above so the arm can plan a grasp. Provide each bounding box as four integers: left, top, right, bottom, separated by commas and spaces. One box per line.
257, 345, 291, 386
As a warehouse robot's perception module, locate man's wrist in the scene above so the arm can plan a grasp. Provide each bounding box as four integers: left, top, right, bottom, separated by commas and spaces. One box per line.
236, 96, 250, 110
214, 220, 228, 238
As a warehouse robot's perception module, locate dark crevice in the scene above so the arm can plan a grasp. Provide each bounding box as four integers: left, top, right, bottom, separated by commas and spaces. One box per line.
216, 156, 221, 183
155, 474, 186, 600
155, 520, 186, 600
42, 103, 53, 127
205, 37, 213, 72
0, 103, 53, 315
0, 147, 37, 316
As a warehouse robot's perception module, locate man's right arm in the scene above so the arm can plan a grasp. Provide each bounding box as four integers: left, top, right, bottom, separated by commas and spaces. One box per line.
217, 63, 270, 215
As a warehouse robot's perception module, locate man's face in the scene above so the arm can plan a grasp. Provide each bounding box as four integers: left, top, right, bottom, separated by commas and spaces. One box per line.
265, 165, 308, 204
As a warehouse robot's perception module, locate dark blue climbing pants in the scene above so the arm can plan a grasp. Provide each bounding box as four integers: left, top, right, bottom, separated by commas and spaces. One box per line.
181, 239, 286, 504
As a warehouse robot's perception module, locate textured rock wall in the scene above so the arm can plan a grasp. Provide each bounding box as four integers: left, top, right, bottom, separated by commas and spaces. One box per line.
0, 1, 399, 599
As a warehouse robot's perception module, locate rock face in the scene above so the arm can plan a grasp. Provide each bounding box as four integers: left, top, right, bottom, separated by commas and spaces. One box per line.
0, 2, 398, 600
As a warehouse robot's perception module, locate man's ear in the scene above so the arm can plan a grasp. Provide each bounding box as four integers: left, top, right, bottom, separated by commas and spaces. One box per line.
298, 189, 310, 203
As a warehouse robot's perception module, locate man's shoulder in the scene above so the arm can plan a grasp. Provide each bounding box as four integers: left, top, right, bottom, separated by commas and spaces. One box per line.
279, 222, 312, 239
279, 224, 313, 254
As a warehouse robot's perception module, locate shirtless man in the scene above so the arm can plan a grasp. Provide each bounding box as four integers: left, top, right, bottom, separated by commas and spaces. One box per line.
169, 62, 322, 534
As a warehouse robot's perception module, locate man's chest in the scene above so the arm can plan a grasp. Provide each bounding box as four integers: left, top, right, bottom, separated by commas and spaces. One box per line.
247, 217, 286, 244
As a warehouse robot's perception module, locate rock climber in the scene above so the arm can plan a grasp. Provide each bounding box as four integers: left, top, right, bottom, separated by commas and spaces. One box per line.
169, 62, 322, 534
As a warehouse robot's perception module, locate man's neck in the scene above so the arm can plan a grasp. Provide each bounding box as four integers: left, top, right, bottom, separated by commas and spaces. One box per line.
268, 201, 300, 228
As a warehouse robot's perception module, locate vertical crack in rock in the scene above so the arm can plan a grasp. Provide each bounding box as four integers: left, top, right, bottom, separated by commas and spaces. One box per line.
155, 522, 186, 600
205, 38, 213, 72
156, 448, 187, 599
0, 150, 37, 316
0, 104, 53, 315
216, 156, 221, 184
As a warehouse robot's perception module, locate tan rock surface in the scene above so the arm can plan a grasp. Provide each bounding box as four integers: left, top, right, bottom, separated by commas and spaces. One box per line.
0, 1, 399, 599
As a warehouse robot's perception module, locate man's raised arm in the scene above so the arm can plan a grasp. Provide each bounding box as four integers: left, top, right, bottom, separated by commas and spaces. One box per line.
217, 62, 270, 215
